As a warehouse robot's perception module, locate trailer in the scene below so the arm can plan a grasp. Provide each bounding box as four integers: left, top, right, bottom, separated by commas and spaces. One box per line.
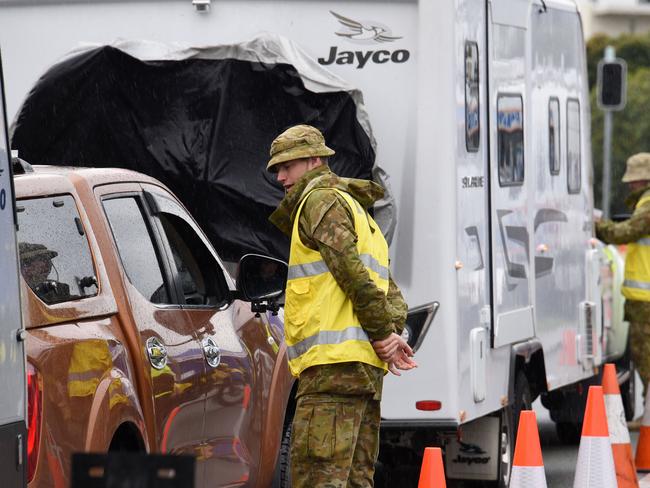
0, 48, 27, 488
0, 0, 632, 485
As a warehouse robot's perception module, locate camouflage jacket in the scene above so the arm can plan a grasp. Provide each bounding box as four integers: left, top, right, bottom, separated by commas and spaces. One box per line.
597, 185, 650, 320
596, 186, 650, 245
269, 164, 408, 398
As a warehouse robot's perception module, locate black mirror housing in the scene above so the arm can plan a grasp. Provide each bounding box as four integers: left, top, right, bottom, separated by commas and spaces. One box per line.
236, 254, 288, 305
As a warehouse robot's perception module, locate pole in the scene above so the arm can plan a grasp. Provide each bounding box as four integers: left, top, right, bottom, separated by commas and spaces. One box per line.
601, 45, 616, 220
602, 110, 613, 220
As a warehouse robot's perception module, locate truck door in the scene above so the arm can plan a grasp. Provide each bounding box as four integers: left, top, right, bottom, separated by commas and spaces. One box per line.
487, 1, 535, 348
141, 184, 275, 486
97, 183, 208, 483
0, 50, 27, 488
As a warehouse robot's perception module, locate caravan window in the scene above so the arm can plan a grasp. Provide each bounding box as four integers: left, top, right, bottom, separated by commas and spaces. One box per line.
465, 41, 480, 152
549, 98, 561, 175
497, 95, 524, 186
567, 99, 581, 194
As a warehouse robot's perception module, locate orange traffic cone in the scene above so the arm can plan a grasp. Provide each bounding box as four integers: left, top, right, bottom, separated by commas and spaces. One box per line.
636, 383, 650, 471
573, 385, 617, 487
418, 447, 446, 488
510, 410, 547, 487
602, 364, 639, 487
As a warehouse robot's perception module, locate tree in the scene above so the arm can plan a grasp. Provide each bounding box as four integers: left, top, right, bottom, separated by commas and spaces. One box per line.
588, 32, 650, 215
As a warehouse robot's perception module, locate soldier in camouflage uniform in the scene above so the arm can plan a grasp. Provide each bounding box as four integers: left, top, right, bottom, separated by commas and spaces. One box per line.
597, 153, 650, 388
267, 125, 416, 487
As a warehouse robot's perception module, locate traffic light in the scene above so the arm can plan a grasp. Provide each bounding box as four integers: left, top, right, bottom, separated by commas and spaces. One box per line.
597, 58, 627, 111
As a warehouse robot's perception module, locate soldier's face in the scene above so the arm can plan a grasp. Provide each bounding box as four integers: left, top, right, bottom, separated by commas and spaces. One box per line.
276, 158, 322, 192
629, 180, 650, 193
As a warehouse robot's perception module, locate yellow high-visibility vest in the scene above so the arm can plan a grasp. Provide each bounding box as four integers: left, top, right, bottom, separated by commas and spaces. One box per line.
285, 188, 389, 377
622, 194, 650, 301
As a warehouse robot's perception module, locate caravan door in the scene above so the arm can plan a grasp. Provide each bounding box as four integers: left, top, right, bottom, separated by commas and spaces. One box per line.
487, 1, 535, 348
0, 49, 27, 487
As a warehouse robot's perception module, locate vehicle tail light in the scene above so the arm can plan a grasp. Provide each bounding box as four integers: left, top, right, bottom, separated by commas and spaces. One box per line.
416, 400, 442, 411
27, 362, 42, 483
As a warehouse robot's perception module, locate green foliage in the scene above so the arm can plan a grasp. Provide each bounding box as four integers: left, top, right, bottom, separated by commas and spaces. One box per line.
588, 32, 650, 214
592, 67, 650, 215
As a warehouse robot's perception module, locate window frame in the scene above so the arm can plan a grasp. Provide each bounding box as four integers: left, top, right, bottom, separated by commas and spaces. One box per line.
496, 93, 525, 187
101, 192, 182, 308
566, 97, 582, 195
16, 193, 100, 305
465, 40, 481, 153
142, 187, 233, 310
548, 96, 561, 176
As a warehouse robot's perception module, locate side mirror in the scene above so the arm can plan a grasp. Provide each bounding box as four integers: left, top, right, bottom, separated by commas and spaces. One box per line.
236, 254, 288, 314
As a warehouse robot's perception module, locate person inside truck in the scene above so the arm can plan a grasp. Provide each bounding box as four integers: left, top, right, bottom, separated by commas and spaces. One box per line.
18, 241, 71, 304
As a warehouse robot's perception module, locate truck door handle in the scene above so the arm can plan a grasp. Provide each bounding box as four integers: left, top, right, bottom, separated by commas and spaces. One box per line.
146, 337, 168, 370
202, 337, 221, 368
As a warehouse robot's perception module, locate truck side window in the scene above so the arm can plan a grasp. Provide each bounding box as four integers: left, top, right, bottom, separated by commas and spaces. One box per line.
549, 97, 560, 175
103, 197, 170, 304
142, 189, 230, 307
465, 41, 480, 152
159, 213, 230, 308
16, 195, 98, 305
497, 94, 524, 186
567, 99, 581, 194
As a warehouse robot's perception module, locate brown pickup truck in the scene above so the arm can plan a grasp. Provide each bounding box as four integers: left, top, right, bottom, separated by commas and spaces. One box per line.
15, 162, 294, 487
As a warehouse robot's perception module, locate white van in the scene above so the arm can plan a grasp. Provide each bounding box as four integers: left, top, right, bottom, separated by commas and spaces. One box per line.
0, 50, 27, 488
0, 0, 631, 485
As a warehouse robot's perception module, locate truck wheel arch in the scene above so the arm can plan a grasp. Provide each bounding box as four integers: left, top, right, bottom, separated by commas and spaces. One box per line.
84, 371, 148, 453
109, 422, 146, 452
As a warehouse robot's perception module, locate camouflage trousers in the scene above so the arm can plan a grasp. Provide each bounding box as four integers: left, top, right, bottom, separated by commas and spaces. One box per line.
290, 393, 380, 488
629, 321, 650, 389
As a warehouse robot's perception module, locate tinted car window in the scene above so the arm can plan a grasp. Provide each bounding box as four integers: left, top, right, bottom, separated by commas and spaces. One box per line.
103, 197, 170, 304
160, 213, 229, 307
144, 190, 230, 307
16, 195, 98, 304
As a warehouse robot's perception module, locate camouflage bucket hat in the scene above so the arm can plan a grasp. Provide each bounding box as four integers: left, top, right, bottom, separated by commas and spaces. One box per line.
622, 153, 650, 183
267, 124, 335, 172
19, 242, 58, 262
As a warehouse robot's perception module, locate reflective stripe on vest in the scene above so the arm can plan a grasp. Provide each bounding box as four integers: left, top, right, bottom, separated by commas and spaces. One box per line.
288, 253, 389, 280
622, 193, 650, 301
284, 187, 389, 376
286, 326, 370, 360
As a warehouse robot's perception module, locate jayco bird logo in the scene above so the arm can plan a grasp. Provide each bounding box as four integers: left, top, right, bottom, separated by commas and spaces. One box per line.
330, 11, 402, 44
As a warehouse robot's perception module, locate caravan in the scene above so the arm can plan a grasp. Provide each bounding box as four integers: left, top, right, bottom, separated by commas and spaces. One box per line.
0, 0, 632, 485
0, 49, 27, 488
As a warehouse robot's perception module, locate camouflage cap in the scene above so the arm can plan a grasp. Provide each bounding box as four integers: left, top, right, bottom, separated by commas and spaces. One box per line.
19, 242, 58, 262
267, 124, 335, 172
622, 153, 650, 183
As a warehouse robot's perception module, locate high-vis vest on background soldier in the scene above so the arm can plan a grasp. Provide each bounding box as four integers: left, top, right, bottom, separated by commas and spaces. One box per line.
285, 187, 389, 376
622, 190, 650, 301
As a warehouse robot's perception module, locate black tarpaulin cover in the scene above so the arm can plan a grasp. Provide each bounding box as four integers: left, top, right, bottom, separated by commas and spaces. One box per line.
12, 37, 391, 262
